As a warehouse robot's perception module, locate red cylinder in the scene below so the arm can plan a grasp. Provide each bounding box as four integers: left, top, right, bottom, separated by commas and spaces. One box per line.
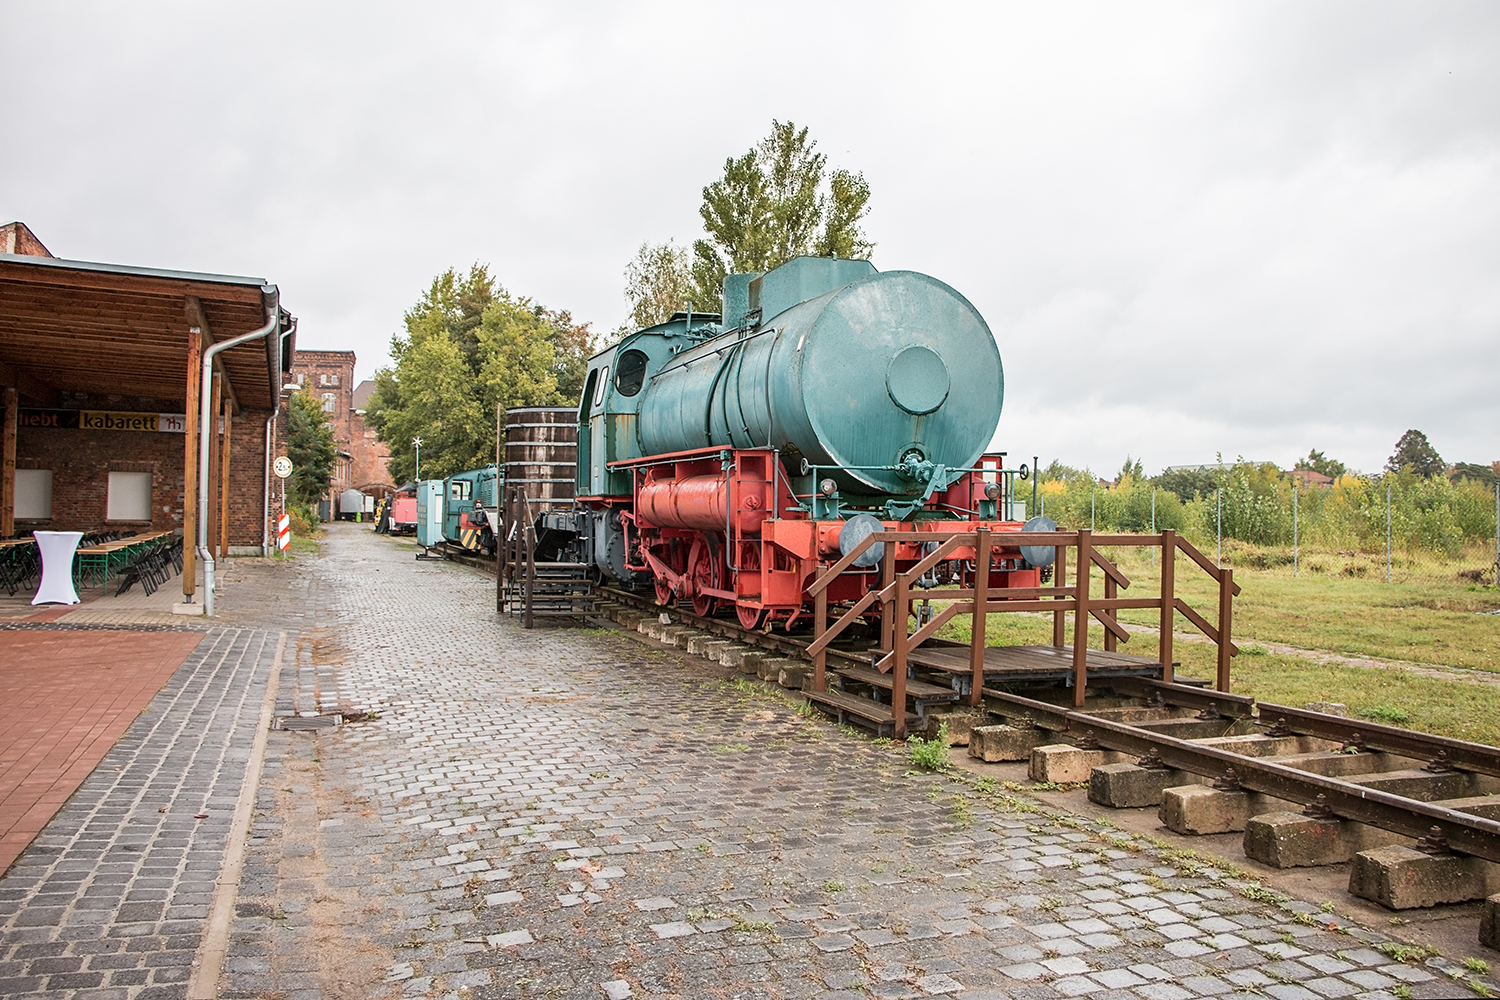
637, 475, 728, 531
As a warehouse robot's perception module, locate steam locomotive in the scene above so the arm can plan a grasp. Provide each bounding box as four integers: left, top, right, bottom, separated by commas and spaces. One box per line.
538, 255, 1049, 629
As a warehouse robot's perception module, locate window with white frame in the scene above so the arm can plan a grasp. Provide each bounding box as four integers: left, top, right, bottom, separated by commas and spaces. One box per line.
15, 470, 53, 520
322, 392, 335, 412
106, 471, 153, 521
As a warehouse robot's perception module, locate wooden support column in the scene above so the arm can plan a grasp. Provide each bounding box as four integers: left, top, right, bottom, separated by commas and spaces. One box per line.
1072, 529, 1092, 707
1217, 567, 1234, 693
968, 528, 991, 707
879, 529, 896, 652
218, 398, 232, 560
206, 374, 222, 566
1, 387, 16, 538
892, 563, 909, 739
1052, 542, 1068, 647
813, 586, 828, 693
1159, 530, 1176, 684
183, 332, 202, 599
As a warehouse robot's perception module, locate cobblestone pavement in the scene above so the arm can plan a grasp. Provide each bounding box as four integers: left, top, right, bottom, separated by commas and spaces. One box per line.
1, 524, 1496, 999
0, 626, 281, 997
213, 526, 1496, 1000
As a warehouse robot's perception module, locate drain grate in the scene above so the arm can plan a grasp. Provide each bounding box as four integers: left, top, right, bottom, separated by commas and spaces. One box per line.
273, 714, 343, 731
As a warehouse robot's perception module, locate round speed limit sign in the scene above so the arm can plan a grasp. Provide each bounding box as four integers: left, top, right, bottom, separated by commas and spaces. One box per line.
274, 456, 294, 479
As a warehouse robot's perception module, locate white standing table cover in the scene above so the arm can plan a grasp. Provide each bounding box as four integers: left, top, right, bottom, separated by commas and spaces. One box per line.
31, 531, 84, 606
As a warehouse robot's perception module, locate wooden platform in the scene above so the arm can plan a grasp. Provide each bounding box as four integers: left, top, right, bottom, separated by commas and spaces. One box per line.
802, 689, 919, 738
833, 665, 958, 716
902, 644, 1164, 683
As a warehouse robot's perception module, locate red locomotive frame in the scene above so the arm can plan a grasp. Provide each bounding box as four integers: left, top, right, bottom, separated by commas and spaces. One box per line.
598, 446, 1037, 629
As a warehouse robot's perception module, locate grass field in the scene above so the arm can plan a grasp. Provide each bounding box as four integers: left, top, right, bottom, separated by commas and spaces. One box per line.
927, 546, 1500, 747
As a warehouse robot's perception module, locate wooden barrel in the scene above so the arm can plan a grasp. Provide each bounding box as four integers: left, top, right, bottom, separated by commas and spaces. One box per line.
503, 406, 577, 503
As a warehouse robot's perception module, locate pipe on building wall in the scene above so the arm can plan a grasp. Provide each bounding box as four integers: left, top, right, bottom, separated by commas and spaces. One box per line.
198, 285, 280, 617
262, 411, 274, 556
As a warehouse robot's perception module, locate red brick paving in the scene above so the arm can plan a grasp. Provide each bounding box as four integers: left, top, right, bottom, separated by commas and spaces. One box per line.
0, 630, 207, 873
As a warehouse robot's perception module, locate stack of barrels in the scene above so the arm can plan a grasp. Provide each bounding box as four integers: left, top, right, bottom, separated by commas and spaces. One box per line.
502, 406, 577, 507
500, 405, 583, 623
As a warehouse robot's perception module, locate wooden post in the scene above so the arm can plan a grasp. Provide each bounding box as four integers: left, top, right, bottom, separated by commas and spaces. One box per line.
1103, 554, 1118, 652
504, 401, 510, 605
206, 374, 222, 564
1052, 541, 1068, 647
1159, 530, 1176, 684
523, 525, 536, 629
892, 563, 909, 739
813, 585, 828, 692
183, 333, 202, 599
1072, 529, 1091, 707
1, 387, 16, 538
969, 528, 991, 706
218, 398, 232, 560
1217, 567, 1234, 693
879, 529, 896, 652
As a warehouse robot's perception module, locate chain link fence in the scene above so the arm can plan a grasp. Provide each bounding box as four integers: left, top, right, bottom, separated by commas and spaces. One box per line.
1022, 469, 1500, 590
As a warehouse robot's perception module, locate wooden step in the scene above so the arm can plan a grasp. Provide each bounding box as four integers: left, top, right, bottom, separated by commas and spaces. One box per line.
834, 666, 959, 705
802, 689, 918, 737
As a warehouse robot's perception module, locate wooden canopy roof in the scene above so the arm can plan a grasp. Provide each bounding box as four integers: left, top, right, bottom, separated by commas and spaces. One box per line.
0, 252, 289, 411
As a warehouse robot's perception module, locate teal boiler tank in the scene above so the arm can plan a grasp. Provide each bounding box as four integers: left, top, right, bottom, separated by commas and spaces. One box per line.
634, 258, 1003, 496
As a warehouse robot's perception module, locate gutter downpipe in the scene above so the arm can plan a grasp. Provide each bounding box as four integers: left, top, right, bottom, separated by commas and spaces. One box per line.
199, 285, 280, 617
262, 412, 274, 556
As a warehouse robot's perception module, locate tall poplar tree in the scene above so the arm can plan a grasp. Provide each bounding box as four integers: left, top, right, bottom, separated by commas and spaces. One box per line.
687, 121, 874, 312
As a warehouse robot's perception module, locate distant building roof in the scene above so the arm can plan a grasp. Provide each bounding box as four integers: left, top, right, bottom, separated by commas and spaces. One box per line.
1290, 469, 1334, 487
352, 379, 376, 411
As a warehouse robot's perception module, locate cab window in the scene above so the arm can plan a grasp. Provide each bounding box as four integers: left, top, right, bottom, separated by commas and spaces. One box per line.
613, 349, 649, 396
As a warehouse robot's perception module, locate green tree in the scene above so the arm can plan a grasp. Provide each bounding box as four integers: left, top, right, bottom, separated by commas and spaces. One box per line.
366, 265, 593, 482
1153, 466, 1219, 503
620, 240, 694, 334
1449, 461, 1498, 486
689, 120, 874, 309
1295, 448, 1347, 479
1387, 429, 1445, 478
1117, 456, 1145, 484
285, 388, 337, 507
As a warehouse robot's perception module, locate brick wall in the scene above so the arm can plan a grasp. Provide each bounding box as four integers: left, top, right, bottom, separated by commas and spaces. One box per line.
15, 401, 273, 548
349, 409, 393, 493
0, 222, 52, 257
274, 350, 394, 508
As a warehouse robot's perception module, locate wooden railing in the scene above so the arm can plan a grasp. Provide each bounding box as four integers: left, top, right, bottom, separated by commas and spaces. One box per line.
806, 528, 1239, 734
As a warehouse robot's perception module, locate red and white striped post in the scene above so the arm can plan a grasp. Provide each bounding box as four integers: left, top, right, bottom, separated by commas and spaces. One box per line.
277, 513, 290, 555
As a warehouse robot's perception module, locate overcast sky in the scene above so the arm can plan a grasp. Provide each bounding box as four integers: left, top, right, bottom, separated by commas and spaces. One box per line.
4, 1, 1497, 476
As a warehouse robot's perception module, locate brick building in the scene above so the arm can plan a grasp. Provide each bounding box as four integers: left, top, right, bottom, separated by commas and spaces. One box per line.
1, 222, 295, 604
350, 379, 393, 495
277, 350, 393, 517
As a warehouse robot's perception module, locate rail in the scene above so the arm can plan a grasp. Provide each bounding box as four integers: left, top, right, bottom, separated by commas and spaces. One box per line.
981, 685, 1500, 865
806, 528, 1237, 735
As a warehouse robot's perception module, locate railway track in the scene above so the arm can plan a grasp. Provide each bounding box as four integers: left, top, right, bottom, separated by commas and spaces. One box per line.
591, 585, 1500, 947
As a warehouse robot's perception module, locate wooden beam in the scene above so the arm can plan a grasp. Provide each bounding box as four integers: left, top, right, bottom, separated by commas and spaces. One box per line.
183, 330, 201, 600
0, 361, 61, 407
186, 296, 240, 416
1, 387, 16, 538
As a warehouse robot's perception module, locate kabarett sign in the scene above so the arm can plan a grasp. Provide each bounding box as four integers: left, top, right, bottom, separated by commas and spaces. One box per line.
19, 408, 187, 433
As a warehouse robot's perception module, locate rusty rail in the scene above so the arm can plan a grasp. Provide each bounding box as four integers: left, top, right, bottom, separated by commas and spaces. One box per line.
807, 528, 1237, 737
